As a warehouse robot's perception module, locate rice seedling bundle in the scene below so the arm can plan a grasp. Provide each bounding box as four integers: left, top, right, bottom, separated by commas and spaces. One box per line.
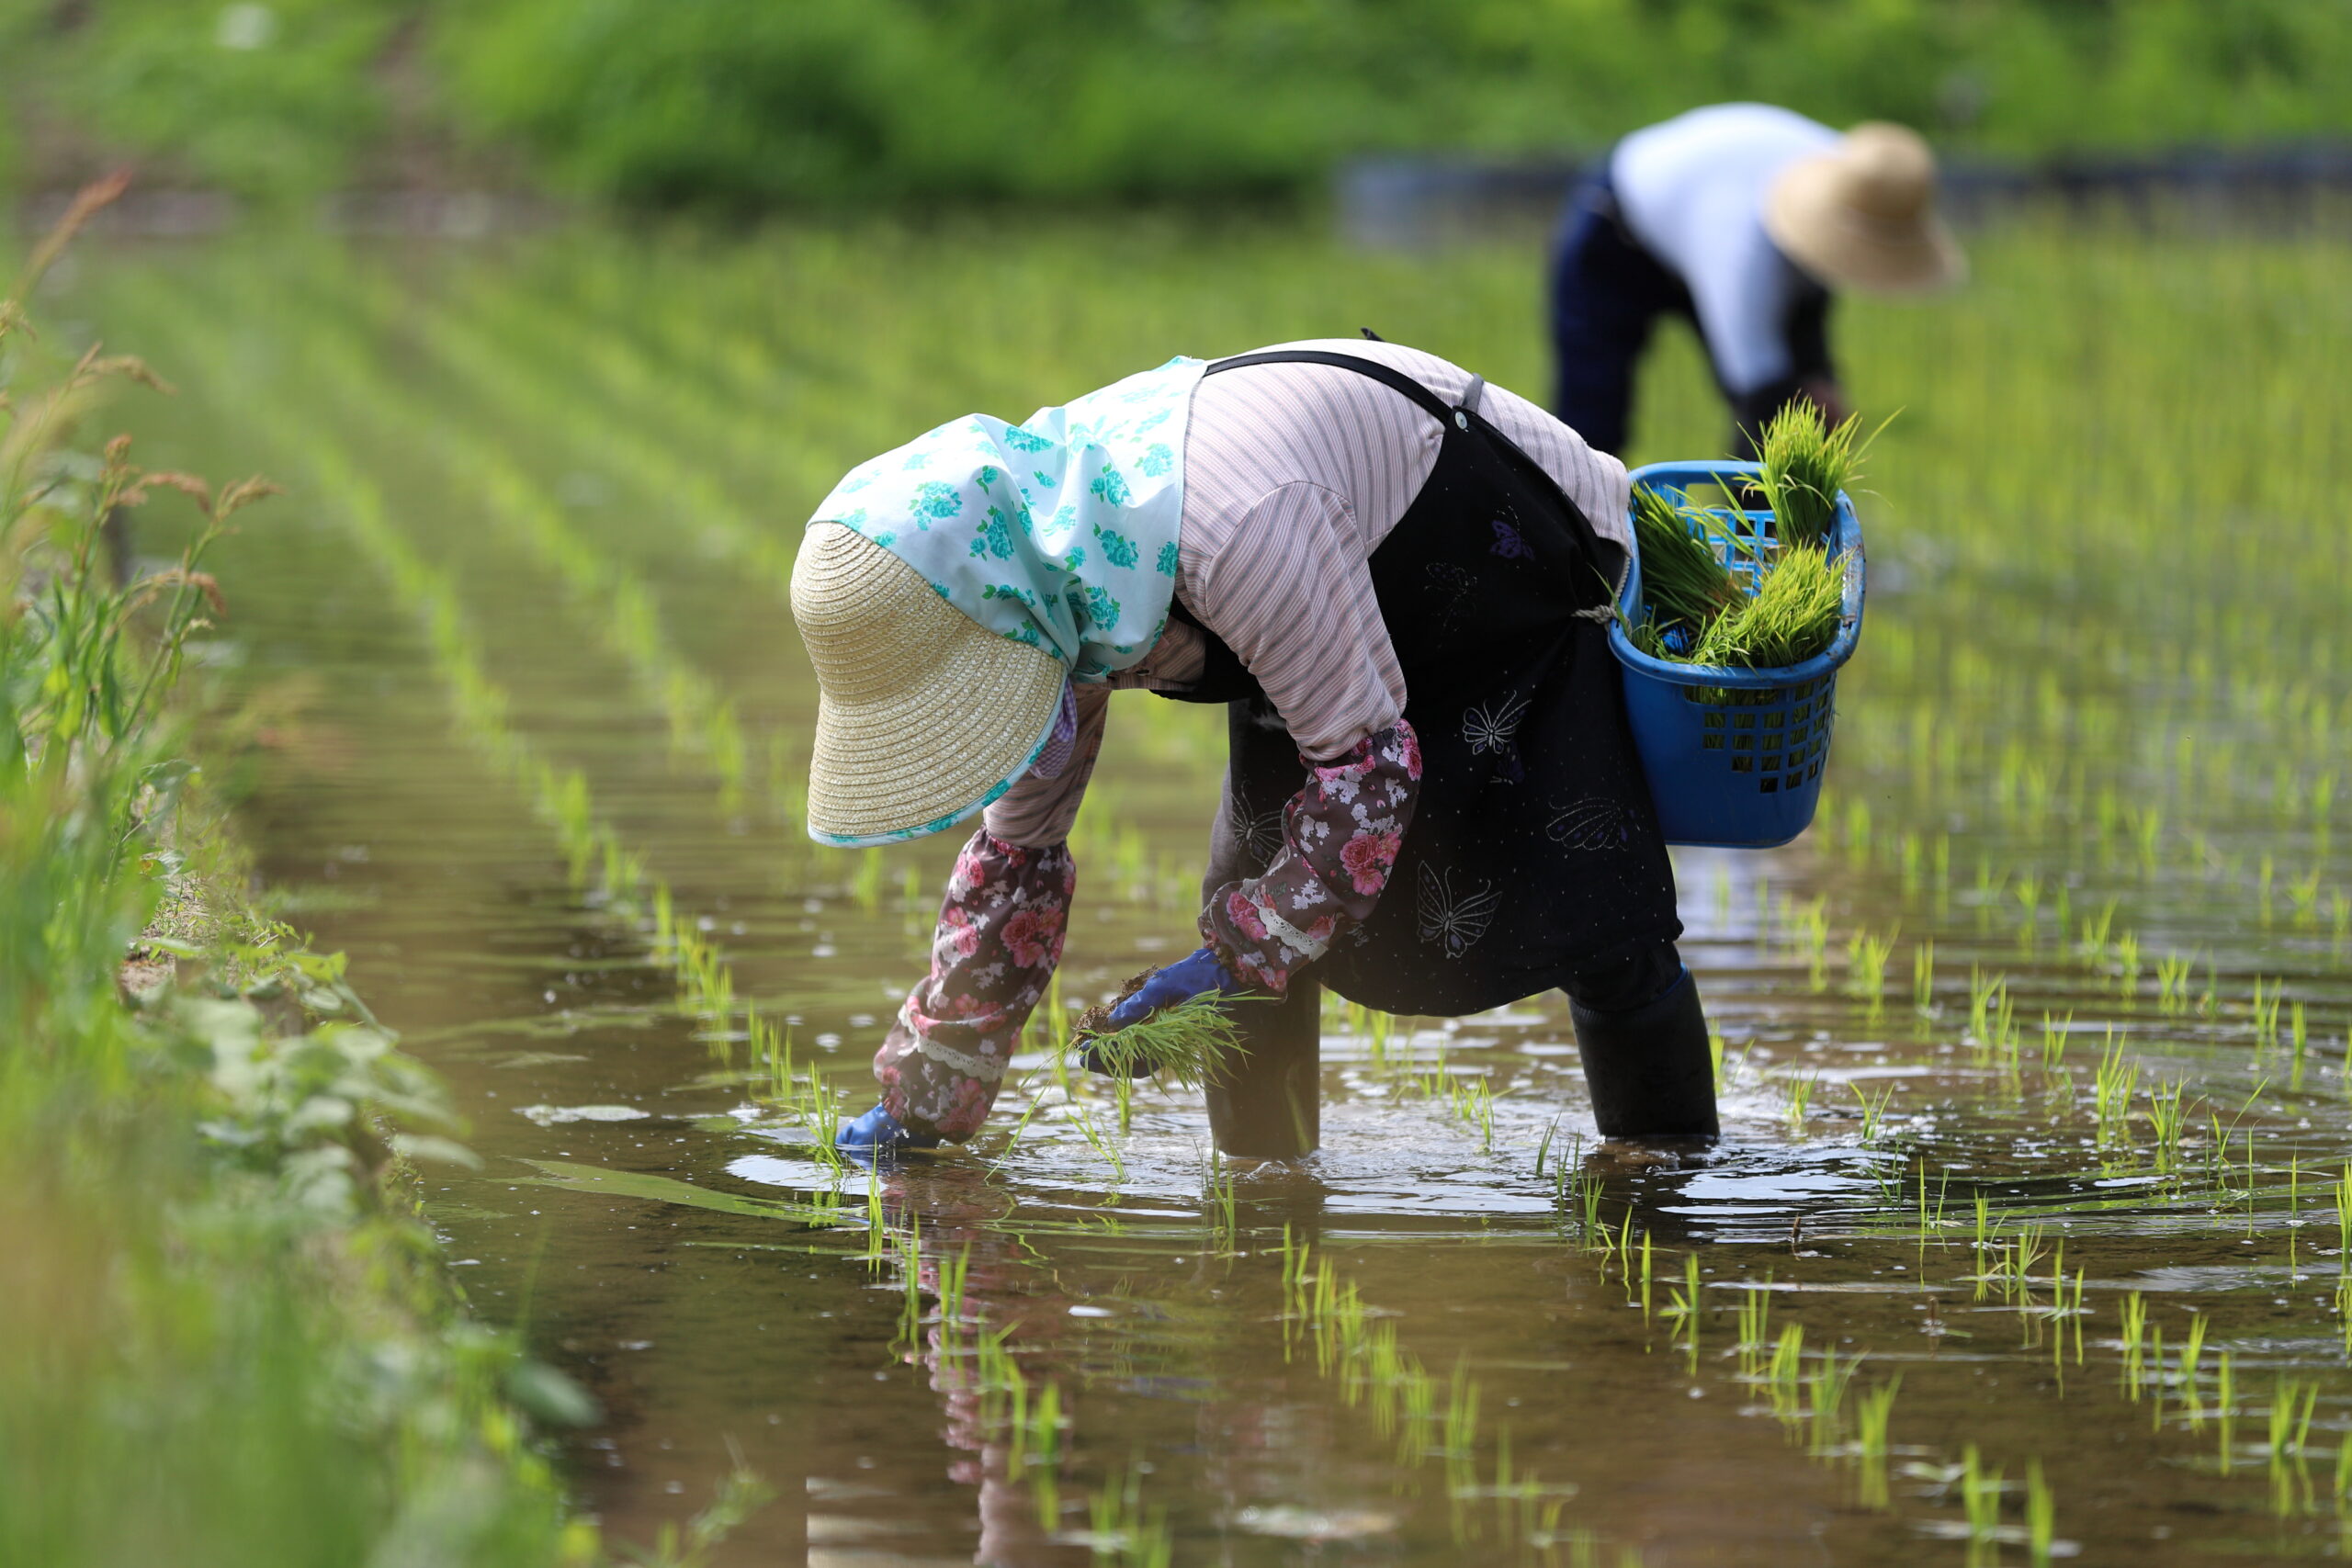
1627, 404, 1866, 670
1072, 987, 1250, 1087
1690, 543, 1845, 669
1749, 401, 1871, 551
1630, 485, 1741, 634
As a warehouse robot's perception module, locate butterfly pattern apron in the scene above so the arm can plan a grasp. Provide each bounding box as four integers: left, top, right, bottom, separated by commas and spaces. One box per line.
1170, 350, 1681, 1018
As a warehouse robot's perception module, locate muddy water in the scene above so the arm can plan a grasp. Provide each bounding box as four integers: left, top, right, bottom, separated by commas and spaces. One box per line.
83, 221, 2352, 1565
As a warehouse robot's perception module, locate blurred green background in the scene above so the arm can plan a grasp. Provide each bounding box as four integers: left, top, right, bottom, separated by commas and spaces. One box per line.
6, 0, 2351, 209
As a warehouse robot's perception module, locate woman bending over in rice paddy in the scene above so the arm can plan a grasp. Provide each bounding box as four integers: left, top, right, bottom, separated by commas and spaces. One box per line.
792, 337, 1714, 1154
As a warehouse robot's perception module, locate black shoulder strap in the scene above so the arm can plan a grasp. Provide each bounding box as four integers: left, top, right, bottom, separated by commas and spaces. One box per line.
1204, 349, 1456, 423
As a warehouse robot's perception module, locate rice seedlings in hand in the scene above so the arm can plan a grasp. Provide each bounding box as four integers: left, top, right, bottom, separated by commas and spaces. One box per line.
1071, 992, 1250, 1088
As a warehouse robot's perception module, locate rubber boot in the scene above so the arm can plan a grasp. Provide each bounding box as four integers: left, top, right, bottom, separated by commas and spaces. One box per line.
1568, 969, 1720, 1139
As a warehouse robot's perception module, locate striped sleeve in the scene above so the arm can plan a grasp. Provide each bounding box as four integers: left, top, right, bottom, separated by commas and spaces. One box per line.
1187, 480, 1405, 761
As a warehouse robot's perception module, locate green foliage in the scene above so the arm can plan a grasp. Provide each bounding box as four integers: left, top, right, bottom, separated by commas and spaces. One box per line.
0, 197, 596, 1568
10, 0, 2352, 205
40, 0, 414, 200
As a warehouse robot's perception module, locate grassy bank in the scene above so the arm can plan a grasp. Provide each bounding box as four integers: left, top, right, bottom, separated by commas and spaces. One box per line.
0, 188, 624, 1568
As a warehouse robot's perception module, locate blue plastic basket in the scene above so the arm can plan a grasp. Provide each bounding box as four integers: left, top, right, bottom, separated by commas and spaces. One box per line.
1608, 460, 1866, 849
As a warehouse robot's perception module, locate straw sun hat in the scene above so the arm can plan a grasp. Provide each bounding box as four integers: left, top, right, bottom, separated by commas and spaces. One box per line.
1764, 121, 1966, 295
791, 522, 1067, 843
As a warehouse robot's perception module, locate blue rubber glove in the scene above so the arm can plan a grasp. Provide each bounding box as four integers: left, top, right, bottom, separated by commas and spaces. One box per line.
836, 1102, 942, 1158
1080, 946, 1245, 1077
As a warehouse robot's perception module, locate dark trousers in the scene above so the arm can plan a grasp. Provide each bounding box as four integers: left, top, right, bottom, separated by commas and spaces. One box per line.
1547, 170, 1694, 459
1548, 167, 1834, 459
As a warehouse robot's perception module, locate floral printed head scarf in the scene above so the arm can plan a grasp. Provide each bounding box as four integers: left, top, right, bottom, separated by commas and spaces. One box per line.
807, 355, 1204, 682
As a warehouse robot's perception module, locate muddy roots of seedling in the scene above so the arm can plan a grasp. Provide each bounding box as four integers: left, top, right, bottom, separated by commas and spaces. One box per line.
1071, 974, 1253, 1088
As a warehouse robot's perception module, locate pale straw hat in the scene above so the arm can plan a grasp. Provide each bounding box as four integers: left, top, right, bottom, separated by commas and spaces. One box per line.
791, 523, 1067, 843
1764, 121, 1966, 295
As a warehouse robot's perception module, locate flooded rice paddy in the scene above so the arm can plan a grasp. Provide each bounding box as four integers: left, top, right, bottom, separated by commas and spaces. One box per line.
69, 216, 2352, 1564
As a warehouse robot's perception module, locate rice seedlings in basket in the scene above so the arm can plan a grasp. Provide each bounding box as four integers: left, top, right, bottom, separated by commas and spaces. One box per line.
1069, 992, 1250, 1088
1689, 544, 1846, 670
1628, 484, 1741, 640
1750, 400, 1873, 551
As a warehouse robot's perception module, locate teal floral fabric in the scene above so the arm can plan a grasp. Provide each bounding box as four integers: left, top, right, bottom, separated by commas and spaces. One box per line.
808, 356, 1205, 682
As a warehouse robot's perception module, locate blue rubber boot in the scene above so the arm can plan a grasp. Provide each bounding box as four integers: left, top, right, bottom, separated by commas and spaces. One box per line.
836, 1102, 942, 1159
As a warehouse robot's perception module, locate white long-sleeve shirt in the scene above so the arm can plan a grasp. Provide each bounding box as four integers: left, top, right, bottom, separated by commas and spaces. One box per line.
1611, 104, 1839, 397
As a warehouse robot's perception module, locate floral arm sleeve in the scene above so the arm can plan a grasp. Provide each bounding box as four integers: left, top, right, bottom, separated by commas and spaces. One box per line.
875, 829, 1073, 1141
1199, 719, 1423, 995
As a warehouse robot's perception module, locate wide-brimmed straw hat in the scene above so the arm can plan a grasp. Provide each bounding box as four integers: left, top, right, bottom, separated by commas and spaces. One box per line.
1764, 122, 1965, 295
791, 523, 1066, 843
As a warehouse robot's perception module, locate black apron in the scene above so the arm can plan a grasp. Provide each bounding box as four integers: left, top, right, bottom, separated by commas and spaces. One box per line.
1165, 349, 1681, 1017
